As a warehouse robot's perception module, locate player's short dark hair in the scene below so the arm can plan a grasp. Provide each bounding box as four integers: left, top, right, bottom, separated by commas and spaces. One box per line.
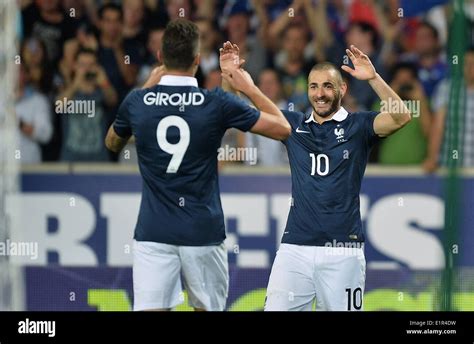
98, 3, 123, 20
161, 19, 200, 71
310, 62, 344, 86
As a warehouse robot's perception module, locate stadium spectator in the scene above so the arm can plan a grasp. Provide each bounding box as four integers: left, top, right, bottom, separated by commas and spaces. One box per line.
137, 26, 164, 86
378, 62, 432, 165
22, 0, 77, 66
58, 48, 117, 161
244, 69, 289, 166
276, 24, 314, 112
123, 0, 148, 47
225, 4, 267, 80
423, 48, 474, 171
195, 18, 219, 77
20, 37, 54, 95
15, 63, 53, 164
97, 3, 141, 125
401, 21, 447, 98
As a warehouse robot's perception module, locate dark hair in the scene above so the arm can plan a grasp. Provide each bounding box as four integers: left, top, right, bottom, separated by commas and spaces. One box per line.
310, 62, 343, 86
162, 19, 200, 70
75, 47, 97, 61
349, 21, 379, 49
98, 3, 123, 20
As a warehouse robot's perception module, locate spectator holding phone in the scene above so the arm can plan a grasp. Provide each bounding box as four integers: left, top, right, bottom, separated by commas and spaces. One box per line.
57, 48, 117, 162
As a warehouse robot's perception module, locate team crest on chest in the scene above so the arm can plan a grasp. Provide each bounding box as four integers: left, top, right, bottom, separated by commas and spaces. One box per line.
334, 125, 347, 143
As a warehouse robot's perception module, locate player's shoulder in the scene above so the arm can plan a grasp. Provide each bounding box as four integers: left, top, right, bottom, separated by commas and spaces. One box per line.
122, 87, 143, 104
207, 87, 234, 100
281, 109, 306, 128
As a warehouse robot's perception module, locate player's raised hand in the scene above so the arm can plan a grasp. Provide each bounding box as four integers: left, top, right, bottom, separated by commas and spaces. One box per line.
142, 65, 166, 89
341, 45, 377, 81
219, 41, 245, 74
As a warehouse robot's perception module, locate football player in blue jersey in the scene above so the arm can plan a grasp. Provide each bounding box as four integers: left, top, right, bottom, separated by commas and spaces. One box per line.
105, 19, 290, 311
263, 45, 412, 311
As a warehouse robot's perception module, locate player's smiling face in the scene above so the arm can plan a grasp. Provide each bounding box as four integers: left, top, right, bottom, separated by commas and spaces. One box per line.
308, 69, 346, 118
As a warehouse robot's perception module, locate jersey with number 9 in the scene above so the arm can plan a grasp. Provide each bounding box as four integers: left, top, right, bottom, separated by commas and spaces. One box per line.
113, 80, 260, 246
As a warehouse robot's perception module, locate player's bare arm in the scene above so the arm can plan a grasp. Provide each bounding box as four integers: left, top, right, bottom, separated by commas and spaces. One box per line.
219, 41, 291, 140
142, 65, 166, 89
342, 45, 411, 137
105, 125, 130, 153
105, 66, 164, 153
219, 41, 245, 94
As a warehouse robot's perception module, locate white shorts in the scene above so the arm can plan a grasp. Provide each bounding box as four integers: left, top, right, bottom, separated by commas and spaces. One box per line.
265, 243, 366, 311
133, 240, 228, 311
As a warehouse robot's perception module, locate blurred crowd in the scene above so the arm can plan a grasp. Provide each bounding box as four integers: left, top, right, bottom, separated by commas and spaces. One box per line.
14, 0, 474, 170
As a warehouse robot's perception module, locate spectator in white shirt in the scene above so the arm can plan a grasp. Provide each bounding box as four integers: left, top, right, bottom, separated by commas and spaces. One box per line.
15, 63, 53, 164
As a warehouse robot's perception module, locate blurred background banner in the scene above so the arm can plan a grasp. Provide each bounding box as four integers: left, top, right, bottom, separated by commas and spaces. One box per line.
7, 166, 474, 311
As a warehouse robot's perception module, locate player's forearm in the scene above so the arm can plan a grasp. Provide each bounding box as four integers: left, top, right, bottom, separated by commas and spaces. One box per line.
369, 73, 411, 125
243, 85, 284, 119
221, 78, 240, 96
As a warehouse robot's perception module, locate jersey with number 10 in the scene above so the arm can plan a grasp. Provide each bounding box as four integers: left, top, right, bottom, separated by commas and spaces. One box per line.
113, 76, 260, 246
281, 107, 380, 246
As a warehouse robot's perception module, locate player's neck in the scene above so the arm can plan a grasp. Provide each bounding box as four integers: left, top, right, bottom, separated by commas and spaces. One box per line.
312, 111, 337, 124
164, 68, 196, 78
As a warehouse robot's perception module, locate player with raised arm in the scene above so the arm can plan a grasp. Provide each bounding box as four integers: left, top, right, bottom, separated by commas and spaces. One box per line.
104, 19, 290, 311
263, 45, 411, 311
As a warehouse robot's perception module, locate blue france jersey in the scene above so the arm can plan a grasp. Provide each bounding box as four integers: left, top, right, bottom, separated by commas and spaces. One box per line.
281, 107, 380, 246
113, 76, 260, 246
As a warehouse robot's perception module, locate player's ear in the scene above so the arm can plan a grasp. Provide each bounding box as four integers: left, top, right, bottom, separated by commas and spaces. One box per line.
340, 82, 347, 98
194, 53, 201, 66
157, 50, 163, 64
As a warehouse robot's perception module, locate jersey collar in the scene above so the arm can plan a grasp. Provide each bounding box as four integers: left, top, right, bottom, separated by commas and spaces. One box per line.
159, 75, 198, 87
305, 106, 349, 124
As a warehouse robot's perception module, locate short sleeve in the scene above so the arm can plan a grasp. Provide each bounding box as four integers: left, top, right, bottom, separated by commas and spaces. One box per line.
362, 111, 381, 147
281, 110, 305, 144
281, 110, 303, 129
218, 88, 260, 131
113, 91, 134, 138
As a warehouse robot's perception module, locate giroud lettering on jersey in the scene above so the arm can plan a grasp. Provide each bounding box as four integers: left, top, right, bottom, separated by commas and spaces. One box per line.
143, 92, 205, 106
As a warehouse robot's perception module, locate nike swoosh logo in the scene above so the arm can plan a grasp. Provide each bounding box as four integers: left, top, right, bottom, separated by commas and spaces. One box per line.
296, 127, 310, 133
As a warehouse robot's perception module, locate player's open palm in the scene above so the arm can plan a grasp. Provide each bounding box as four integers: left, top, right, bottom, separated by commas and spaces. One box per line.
219, 41, 245, 74
341, 45, 377, 81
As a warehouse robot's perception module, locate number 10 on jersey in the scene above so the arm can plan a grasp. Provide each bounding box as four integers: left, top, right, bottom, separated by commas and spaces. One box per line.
310, 153, 329, 176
